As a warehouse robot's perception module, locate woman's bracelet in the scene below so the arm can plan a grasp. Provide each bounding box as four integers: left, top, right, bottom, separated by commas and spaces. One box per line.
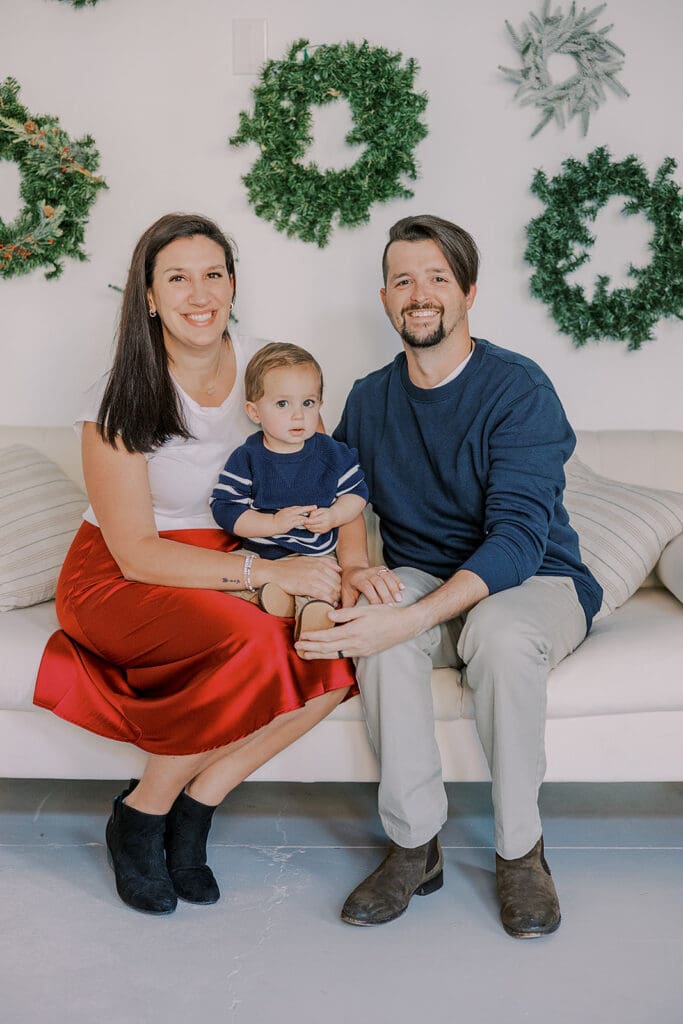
243, 553, 257, 593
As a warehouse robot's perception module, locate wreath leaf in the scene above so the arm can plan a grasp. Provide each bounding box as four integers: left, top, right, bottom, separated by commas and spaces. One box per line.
230, 40, 428, 247
499, 2, 628, 136
525, 147, 683, 349
0, 77, 107, 280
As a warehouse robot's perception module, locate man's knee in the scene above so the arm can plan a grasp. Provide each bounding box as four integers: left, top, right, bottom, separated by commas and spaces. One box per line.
458, 598, 551, 679
390, 566, 443, 608
354, 567, 443, 681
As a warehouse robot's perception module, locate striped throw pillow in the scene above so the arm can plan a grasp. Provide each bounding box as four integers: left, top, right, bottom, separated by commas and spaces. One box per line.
0, 445, 87, 612
565, 456, 683, 620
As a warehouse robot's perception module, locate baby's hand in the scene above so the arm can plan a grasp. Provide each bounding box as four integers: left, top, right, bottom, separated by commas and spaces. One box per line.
272, 505, 317, 533
305, 507, 336, 534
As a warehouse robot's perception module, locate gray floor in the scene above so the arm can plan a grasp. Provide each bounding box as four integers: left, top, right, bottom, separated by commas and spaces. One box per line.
1, 780, 682, 1024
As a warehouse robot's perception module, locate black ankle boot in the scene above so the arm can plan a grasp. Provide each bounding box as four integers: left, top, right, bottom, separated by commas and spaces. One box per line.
105, 780, 177, 915
341, 835, 443, 926
165, 790, 220, 905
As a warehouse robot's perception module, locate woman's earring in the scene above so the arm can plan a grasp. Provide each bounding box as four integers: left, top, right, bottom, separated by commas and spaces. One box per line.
149, 309, 157, 318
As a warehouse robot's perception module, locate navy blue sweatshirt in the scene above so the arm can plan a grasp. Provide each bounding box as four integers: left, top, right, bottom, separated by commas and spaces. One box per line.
333, 338, 602, 629
211, 431, 368, 559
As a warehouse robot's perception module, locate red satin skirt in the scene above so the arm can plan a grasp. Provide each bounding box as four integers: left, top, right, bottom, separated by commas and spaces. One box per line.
34, 522, 355, 755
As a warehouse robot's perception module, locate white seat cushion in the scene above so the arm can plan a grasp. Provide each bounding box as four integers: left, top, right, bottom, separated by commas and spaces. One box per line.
459, 589, 683, 720
1, 600, 60, 711
340, 590, 683, 724
657, 533, 683, 605
7, 592, 683, 728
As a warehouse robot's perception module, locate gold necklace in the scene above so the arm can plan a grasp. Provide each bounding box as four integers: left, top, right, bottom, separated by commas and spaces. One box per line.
204, 342, 223, 396
170, 340, 225, 397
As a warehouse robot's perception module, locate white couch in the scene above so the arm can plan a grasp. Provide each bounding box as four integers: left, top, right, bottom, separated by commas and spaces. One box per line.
1, 426, 682, 783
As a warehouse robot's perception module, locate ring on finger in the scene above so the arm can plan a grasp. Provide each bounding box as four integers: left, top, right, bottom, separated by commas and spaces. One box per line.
377, 567, 390, 576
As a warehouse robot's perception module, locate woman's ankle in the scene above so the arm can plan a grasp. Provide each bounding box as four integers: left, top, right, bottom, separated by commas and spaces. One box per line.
184, 783, 221, 808
123, 784, 175, 816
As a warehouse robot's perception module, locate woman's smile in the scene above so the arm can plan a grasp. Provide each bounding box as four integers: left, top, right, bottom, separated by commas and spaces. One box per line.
181, 310, 218, 326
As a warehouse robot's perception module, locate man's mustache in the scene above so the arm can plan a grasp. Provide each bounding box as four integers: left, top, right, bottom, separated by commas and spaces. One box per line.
401, 304, 443, 315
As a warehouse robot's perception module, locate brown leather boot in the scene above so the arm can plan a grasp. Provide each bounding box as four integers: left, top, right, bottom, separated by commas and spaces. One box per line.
496, 836, 560, 938
341, 836, 443, 926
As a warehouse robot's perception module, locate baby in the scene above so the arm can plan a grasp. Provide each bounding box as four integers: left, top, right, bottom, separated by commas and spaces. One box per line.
211, 342, 369, 636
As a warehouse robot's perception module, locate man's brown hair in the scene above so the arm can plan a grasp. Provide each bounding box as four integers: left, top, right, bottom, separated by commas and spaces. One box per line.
382, 214, 480, 293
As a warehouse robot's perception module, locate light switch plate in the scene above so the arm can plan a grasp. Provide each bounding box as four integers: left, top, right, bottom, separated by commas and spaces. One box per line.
232, 18, 267, 75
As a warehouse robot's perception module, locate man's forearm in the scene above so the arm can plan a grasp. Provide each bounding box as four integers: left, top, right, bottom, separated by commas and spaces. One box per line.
295, 565, 490, 660
406, 568, 489, 636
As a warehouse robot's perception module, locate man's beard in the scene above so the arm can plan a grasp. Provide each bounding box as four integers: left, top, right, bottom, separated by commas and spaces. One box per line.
399, 308, 445, 350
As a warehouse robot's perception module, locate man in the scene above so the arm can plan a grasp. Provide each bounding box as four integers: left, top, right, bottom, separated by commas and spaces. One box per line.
295, 215, 602, 938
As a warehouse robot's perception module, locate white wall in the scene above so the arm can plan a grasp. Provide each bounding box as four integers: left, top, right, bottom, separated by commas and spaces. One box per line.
2, 0, 681, 431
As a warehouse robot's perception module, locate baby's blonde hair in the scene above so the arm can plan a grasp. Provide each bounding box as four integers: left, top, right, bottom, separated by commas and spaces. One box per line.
245, 342, 323, 402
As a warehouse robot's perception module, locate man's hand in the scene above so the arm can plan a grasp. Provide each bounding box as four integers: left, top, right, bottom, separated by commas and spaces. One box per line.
341, 564, 405, 608
271, 505, 317, 533
295, 603, 417, 660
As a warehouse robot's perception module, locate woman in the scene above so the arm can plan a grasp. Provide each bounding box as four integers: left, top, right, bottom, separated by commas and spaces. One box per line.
34, 213, 355, 915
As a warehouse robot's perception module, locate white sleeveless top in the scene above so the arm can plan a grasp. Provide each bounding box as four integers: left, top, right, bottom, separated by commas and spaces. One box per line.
77, 333, 262, 531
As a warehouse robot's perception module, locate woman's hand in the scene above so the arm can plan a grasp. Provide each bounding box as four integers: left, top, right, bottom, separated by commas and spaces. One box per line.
341, 564, 405, 608
261, 555, 342, 605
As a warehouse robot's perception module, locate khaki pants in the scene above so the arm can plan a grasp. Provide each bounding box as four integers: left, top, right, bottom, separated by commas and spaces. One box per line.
354, 568, 588, 859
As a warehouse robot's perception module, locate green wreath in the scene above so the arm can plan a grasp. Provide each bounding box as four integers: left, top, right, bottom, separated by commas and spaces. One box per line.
0, 77, 107, 280
230, 39, 428, 247
525, 147, 683, 350
499, 1, 628, 136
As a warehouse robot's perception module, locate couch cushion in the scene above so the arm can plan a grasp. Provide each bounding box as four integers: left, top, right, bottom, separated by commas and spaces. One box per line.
341, 592, 683, 724
656, 533, 683, 605
458, 589, 683, 720
565, 456, 683, 621
7, 591, 682, 725
0, 600, 60, 710
0, 445, 87, 611
0, 596, 463, 720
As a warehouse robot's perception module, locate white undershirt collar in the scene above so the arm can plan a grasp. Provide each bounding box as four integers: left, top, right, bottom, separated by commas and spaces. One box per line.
430, 340, 475, 389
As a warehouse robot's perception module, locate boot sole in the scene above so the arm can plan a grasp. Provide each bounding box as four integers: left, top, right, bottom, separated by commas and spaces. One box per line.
415, 870, 444, 896
176, 894, 220, 905
502, 913, 561, 939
